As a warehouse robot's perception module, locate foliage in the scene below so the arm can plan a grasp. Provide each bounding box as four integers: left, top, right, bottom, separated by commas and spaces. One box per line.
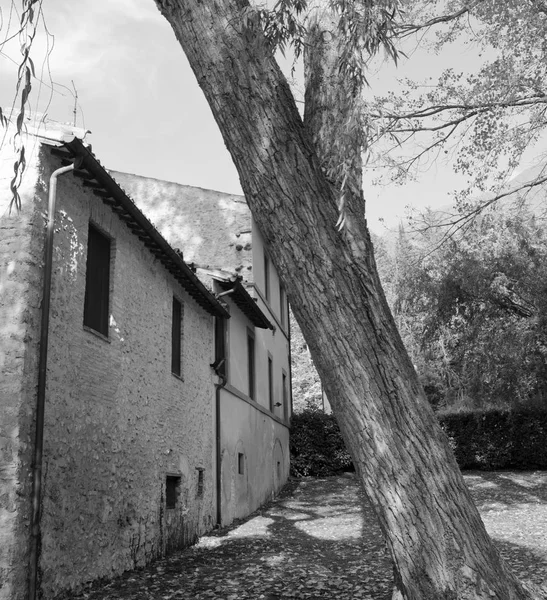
439, 407, 547, 470
290, 406, 353, 477
375, 202, 547, 410
290, 310, 324, 412
0, 0, 44, 211
369, 0, 547, 225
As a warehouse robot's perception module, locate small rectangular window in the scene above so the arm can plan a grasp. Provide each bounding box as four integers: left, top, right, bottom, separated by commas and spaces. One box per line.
282, 371, 288, 420
172, 297, 182, 376
83, 224, 111, 336
196, 467, 204, 497
247, 331, 255, 400
268, 355, 274, 411
264, 252, 270, 302
279, 284, 286, 328
238, 453, 245, 475
214, 317, 227, 378
166, 475, 180, 509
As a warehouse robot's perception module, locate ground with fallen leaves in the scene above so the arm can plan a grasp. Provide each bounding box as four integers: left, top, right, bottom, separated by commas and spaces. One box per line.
63, 471, 547, 600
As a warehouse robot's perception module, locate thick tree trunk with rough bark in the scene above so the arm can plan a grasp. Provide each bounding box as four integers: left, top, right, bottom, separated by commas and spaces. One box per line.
154, 1, 544, 598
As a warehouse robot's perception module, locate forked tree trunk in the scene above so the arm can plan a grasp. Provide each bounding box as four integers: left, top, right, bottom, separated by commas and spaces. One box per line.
154, 0, 544, 598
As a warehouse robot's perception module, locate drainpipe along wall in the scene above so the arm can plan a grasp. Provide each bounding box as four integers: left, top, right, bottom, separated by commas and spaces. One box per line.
28, 162, 75, 600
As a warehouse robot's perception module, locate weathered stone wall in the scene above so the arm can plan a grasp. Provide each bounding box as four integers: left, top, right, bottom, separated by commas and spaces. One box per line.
0, 144, 44, 600
32, 148, 216, 598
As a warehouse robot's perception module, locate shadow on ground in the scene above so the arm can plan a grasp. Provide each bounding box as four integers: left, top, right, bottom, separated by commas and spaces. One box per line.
62, 473, 547, 600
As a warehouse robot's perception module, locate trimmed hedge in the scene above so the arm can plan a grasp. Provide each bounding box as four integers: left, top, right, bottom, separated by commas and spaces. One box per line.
290, 406, 547, 476
290, 407, 353, 477
438, 407, 547, 470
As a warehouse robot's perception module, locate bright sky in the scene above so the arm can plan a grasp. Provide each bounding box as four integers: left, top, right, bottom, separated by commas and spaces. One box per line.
0, 0, 537, 232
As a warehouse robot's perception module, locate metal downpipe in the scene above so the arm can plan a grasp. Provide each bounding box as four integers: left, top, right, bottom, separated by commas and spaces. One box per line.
29, 162, 74, 600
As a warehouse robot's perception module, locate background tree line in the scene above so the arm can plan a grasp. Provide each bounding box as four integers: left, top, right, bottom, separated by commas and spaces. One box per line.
293, 192, 547, 414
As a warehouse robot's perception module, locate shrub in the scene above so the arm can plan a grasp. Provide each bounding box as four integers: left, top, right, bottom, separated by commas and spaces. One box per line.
290, 406, 547, 476
290, 407, 353, 477
438, 407, 547, 470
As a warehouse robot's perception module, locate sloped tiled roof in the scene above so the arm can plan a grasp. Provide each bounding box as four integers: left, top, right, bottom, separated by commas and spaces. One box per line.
109, 172, 254, 282
51, 138, 229, 319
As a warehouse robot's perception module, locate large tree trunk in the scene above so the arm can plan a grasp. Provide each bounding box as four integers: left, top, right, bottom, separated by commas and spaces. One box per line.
154, 1, 543, 598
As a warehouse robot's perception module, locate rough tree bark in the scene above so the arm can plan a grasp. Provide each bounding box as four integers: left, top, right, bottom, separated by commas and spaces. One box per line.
153, 0, 544, 598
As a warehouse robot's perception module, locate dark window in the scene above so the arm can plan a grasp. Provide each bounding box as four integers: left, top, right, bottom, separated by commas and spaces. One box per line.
268, 355, 274, 411
264, 253, 270, 301
83, 225, 111, 336
279, 284, 286, 328
214, 317, 227, 378
282, 371, 288, 420
166, 475, 180, 509
247, 331, 255, 399
196, 468, 204, 497
238, 453, 245, 475
172, 297, 182, 376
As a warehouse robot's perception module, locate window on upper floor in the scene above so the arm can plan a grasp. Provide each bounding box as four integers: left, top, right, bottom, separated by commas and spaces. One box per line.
264, 252, 270, 302
247, 330, 255, 400
214, 316, 227, 378
268, 354, 274, 411
83, 224, 111, 337
279, 284, 287, 328
172, 297, 183, 377
282, 370, 289, 421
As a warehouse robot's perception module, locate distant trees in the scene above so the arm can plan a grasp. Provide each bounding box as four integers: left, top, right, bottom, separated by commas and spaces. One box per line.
376, 203, 547, 411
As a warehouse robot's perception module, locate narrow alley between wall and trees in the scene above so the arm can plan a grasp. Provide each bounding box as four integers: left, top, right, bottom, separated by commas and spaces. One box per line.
61, 473, 547, 600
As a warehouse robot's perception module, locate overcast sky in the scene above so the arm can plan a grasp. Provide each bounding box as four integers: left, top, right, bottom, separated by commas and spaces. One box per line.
0, 0, 536, 232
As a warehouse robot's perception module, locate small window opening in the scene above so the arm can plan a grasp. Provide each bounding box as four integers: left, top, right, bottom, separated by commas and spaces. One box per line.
277, 461, 281, 479
196, 467, 204, 497
264, 253, 270, 301
214, 317, 227, 377
282, 371, 288, 420
279, 284, 286, 327
166, 475, 180, 509
172, 297, 182, 376
238, 453, 245, 475
247, 331, 255, 399
268, 355, 274, 411
83, 224, 111, 336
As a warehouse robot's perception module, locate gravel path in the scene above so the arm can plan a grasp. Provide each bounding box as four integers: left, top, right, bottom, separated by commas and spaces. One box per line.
64, 472, 547, 600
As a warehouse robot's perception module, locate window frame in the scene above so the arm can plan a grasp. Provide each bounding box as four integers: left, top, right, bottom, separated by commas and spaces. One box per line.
279, 284, 286, 328
214, 316, 227, 379
247, 329, 255, 400
263, 252, 270, 302
83, 223, 112, 338
171, 296, 183, 377
165, 474, 181, 510
268, 353, 274, 411
282, 369, 288, 421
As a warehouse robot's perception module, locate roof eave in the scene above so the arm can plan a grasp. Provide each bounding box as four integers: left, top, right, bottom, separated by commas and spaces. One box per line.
50, 139, 229, 319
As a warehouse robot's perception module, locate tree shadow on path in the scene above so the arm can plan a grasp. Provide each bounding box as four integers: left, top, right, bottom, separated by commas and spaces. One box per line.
63, 473, 547, 600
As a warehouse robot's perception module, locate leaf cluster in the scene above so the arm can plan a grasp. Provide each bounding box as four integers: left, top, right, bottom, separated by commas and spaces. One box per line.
376, 202, 547, 410
369, 0, 547, 208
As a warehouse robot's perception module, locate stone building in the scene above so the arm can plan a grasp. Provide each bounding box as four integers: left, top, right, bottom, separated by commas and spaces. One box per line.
110, 171, 293, 526
0, 119, 291, 600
